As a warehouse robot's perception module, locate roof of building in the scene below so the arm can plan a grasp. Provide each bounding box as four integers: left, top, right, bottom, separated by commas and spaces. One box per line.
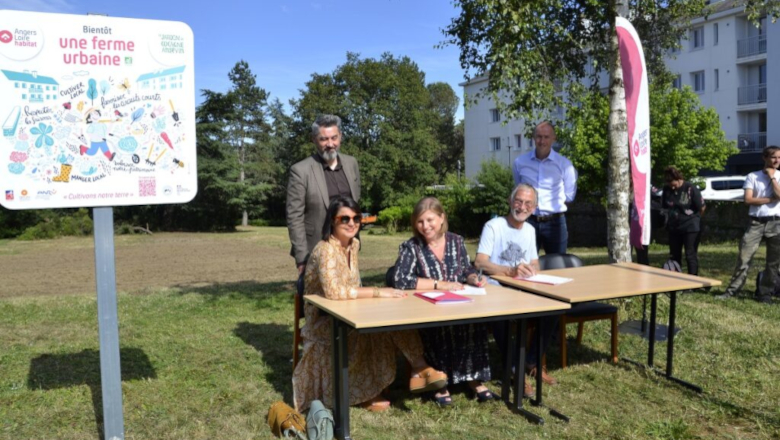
1, 70, 59, 85
705, 0, 740, 15
136, 65, 186, 82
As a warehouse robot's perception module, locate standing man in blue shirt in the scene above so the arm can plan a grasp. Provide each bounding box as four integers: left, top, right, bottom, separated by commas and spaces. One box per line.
513, 121, 577, 255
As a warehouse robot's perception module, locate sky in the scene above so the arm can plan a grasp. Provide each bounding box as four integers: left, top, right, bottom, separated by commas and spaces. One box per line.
0, 0, 469, 120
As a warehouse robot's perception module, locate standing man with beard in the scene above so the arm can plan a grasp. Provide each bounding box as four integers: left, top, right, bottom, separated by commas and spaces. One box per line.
475, 183, 558, 397
287, 115, 361, 275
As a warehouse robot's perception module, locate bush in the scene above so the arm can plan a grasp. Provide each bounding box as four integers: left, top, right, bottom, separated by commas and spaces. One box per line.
17, 209, 93, 240
378, 206, 405, 234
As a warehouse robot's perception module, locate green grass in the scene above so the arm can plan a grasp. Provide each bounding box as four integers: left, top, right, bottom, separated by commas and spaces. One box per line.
1, 228, 779, 439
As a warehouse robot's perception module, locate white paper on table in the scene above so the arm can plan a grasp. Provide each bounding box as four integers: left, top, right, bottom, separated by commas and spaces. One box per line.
421, 292, 445, 299
515, 274, 573, 285
452, 285, 487, 296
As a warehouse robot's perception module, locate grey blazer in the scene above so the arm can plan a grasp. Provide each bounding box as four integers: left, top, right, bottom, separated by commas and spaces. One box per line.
286, 153, 361, 265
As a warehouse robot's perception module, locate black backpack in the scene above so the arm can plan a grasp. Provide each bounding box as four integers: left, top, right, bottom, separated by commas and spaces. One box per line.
755, 270, 780, 296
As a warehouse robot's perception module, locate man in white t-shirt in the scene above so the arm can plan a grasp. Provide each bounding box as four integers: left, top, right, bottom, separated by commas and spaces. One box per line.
717, 145, 780, 303
475, 183, 557, 396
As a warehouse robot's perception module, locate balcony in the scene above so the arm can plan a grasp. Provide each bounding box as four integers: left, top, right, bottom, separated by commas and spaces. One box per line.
737, 132, 767, 153
737, 35, 767, 58
738, 84, 767, 105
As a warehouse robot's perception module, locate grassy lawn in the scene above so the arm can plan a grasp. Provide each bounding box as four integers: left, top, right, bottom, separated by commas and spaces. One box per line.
1, 227, 779, 439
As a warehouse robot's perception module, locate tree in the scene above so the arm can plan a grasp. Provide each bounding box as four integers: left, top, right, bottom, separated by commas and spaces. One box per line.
203, 61, 273, 226
442, 0, 776, 262
427, 82, 464, 176
291, 52, 445, 211
87, 78, 97, 106
264, 98, 296, 222
559, 82, 737, 202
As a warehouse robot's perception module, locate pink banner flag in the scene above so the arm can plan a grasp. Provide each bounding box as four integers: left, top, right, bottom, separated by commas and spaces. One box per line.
617, 17, 651, 247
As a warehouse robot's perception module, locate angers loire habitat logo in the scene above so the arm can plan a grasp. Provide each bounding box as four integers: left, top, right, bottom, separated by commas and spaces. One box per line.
0, 30, 13, 44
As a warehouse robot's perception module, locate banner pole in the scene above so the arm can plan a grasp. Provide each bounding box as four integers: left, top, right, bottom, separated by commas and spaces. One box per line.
93, 207, 125, 440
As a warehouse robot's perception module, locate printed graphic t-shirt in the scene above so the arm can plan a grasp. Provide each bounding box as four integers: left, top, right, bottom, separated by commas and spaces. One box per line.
477, 216, 538, 284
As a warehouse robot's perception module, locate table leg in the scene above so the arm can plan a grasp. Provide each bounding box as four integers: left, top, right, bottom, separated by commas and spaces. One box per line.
534, 318, 543, 406
531, 317, 569, 422
502, 320, 514, 407
665, 292, 703, 393
508, 319, 544, 424
331, 317, 352, 440
648, 294, 658, 367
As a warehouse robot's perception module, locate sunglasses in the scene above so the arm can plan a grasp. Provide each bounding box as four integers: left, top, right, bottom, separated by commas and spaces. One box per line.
335, 215, 362, 225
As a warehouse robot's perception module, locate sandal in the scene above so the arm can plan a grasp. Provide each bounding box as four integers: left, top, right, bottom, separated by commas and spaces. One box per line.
471, 388, 498, 403
427, 390, 453, 408
468, 382, 499, 403
409, 367, 448, 393
359, 396, 391, 412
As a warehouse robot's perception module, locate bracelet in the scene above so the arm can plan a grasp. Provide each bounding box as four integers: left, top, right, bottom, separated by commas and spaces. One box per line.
373, 287, 381, 298
434, 280, 438, 290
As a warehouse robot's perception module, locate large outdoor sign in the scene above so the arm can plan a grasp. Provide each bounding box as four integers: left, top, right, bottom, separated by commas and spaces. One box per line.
0, 10, 196, 209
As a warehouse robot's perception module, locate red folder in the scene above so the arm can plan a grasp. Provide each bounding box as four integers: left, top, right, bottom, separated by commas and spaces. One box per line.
414, 291, 474, 305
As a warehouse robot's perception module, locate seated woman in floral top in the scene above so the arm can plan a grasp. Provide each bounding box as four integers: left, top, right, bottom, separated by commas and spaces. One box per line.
392, 197, 495, 406
293, 196, 447, 413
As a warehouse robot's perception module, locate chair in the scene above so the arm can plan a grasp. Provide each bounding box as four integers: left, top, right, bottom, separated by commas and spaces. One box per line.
385, 265, 396, 288
292, 274, 305, 370
538, 254, 618, 368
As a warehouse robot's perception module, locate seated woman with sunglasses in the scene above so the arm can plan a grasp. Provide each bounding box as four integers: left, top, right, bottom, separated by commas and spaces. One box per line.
392, 197, 495, 407
293, 196, 447, 413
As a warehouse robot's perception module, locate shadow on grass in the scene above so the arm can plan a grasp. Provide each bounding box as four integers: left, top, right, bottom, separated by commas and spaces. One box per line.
27, 347, 156, 439
233, 322, 294, 401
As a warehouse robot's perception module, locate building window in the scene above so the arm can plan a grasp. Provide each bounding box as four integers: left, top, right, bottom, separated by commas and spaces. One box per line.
691, 26, 704, 50
714, 23, 718, 45
490, 137, 501, 151
22, 83, 26, 88
673, 74, 682, 90
515, 135, 523, 149
14, 82, 18, 88
21, 94, 26, 99
692, 71, 705, 92
46, 86, 49, 91
714, 69, 719, 90
489, 108, 500, 123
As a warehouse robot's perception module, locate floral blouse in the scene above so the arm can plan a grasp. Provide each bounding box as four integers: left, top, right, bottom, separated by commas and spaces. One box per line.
393, 232, 476, 289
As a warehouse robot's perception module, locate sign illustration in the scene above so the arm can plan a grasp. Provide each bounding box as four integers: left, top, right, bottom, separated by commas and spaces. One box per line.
0, 10, 196, 209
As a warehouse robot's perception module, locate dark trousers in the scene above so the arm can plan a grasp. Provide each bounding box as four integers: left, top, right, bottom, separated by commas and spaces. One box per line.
669, 230, 699, 275
527, 214, 568, 255
492, 316, 557, 371
634, 245, 649, 265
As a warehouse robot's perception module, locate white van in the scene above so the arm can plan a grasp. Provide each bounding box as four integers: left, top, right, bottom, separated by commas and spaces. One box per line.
698, 176, 746, 201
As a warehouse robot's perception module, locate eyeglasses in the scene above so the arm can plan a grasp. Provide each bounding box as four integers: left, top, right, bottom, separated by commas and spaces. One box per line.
512, 199, 535, 208
335, 215, 362, 225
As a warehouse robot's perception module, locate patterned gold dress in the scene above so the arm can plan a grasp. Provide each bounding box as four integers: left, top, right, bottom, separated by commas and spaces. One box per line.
292, 236, 424, 412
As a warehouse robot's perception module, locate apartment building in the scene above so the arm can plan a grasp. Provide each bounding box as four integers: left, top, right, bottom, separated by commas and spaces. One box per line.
462, 0, 777, 178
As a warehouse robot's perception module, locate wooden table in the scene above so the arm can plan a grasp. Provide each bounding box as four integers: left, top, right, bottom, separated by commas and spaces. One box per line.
306, 284, 571, 439
494, 262, 722, 391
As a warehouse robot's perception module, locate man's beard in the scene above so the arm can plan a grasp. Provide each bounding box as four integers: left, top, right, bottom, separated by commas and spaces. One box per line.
511, 209, 529, 223
320, 149, 338, 162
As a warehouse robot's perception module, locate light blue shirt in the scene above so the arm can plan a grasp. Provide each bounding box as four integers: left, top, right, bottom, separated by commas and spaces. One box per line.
513, 149, 577, 216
